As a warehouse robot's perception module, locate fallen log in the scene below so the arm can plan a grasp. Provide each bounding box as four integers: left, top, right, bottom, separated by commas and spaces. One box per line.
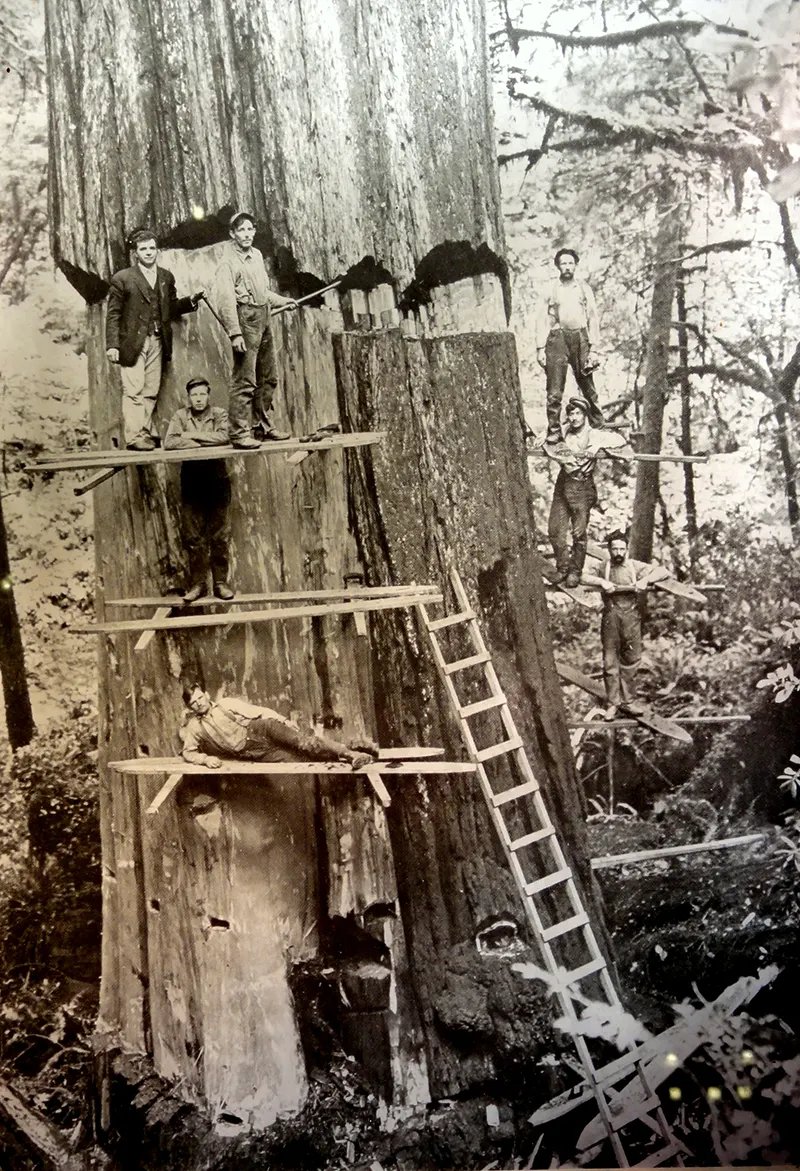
0, 1076, 87, 1170
590, 833, 765, 870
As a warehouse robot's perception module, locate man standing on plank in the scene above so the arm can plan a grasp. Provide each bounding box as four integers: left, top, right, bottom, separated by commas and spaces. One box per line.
547, 399, 631, 588
179, 685, 378, 769
106, 229, 205, 451
209, 211, 298, 449
583, 530, 661, 718
164, 377, 234, 602
536, 248, 603, 444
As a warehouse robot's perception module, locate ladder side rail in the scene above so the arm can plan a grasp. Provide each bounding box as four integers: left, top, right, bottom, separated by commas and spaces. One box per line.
421, 583, 682, 1165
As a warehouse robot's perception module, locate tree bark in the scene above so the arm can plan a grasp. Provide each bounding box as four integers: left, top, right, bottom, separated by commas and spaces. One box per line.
0, 489, 35, 751
675, 279, 698, 555
44, 0, 601, 1132
44, 0, 505, 298
336, 329, 614, 1096
629, 178, 686, 561
774, 402, 799, 543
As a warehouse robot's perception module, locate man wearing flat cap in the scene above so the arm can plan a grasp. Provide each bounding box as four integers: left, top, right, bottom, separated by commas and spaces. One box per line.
208, 211, 298, 448
536, 248, 603, 444
164, 377, 234, 601
547, 398, 632, 588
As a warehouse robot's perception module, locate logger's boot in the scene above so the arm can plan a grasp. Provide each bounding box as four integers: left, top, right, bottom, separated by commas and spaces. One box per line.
182, 581, 205, 604
619, 664, 644, 714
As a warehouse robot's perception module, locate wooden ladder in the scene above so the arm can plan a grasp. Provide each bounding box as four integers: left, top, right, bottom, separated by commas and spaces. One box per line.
416, 569, 683, 1168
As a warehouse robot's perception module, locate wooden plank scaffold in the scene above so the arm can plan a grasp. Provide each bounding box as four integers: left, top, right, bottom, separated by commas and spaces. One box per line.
91, 585, 442, 653
110, 749, 474, 814
416, 568, 684, 1167
26, 430, 386, 474
70, 586, 444, 642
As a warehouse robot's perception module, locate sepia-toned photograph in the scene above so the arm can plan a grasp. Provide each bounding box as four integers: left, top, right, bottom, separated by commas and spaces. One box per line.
0, 0, 799, 1166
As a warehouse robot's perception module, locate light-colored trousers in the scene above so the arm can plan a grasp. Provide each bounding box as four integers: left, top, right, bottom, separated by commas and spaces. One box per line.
119, 335, 163, 442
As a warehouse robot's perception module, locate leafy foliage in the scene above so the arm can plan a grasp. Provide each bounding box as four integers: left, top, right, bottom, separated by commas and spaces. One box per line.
2, 702, 100, 978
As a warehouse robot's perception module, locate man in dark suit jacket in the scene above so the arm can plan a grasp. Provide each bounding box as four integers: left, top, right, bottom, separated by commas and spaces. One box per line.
106, 229, 204, 450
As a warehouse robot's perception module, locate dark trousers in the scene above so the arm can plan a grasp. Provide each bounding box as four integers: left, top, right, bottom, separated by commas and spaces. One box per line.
238, 717, 348, 764
548, 470, 597, 575
545, 327, 602, 435
601, 603, 642, 705
181, 463, 231, 586
230, 304, 278, 443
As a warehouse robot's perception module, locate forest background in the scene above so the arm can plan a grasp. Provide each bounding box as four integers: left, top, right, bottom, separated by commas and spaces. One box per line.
0, 0, 799, 1165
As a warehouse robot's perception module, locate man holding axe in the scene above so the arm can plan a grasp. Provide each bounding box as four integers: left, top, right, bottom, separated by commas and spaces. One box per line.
208, 211, 299, 448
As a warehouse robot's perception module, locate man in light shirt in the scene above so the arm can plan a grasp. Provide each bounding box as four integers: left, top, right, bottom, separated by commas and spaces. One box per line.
547, 399, 632, 588
209, 211, 298, 448
582, 530, 662, 717
179, 685, 377, 770
536, 248, 603, 444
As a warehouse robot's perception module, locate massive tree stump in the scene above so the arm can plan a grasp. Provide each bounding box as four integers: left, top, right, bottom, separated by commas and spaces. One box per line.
44, 0, 607, 1135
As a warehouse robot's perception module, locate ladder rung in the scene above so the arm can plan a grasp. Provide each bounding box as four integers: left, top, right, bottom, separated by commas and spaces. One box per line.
561, 956, 607, 985
427, 609, 476, 631
524, 867, 572, 895
610, 1093, 661, 1132
492, 780, 539, 807
541, 911, 589, 942
443, 651, 491, 675
633, 1140, 684, 1167
475, 736, 524, 763
459, 693, 507, 718
510, 826, 555, 851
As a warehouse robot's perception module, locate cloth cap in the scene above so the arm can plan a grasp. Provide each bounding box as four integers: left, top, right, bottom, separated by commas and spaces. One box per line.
564, 397, 590, 415
554, 247, 579, 266
229, 210, 255, 229
186, 377, 210, 393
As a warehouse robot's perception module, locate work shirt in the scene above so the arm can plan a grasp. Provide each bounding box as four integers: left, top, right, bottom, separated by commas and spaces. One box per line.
535, 277, 600, 349
601, 557, 651, 611
164, 405, 230, 450
211, 242, 287, 337
180, 698, 301, 764
558, 425, 628, 481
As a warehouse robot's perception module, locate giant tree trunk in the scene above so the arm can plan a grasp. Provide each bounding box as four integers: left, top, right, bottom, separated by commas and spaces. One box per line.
45, 0, 505, 299
0, 490, 35, 751
675, 279, 698, 555
335, 329, 612, 1096
629, 178, 685, 561
44, 0, 604, 1134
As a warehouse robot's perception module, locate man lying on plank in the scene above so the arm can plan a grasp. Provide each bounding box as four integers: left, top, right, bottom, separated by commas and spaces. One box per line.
179, 685, 378, 769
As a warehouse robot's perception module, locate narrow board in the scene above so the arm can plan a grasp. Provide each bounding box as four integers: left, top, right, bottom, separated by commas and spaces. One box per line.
28, 430, 386, 472
108, 757, 476, 776
105, 584, 440, 608
556, 661, 693, 744
538, 558, 602, 610
584, 542, 707, 604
